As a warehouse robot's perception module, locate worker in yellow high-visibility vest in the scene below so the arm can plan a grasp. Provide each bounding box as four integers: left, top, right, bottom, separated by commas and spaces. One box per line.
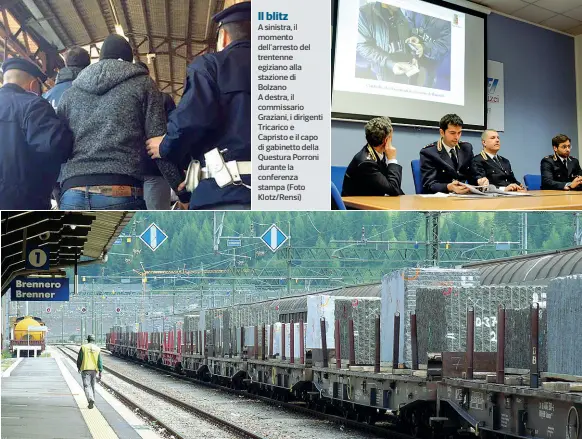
76, 334, 103, 409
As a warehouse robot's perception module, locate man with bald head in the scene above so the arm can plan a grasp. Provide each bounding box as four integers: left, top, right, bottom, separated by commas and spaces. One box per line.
0, 58, 72, 209
472, 129, 524, 191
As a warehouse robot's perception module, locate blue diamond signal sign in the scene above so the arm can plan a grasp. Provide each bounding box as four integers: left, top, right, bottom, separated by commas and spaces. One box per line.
139, 223, 168, 252
260, 225, 288, 252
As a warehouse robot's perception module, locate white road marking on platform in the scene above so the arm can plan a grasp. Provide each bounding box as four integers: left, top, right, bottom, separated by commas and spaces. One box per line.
2, 358, 23, 377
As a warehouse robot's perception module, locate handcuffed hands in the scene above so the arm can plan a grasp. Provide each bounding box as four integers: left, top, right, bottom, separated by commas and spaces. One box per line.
405, 36, 424, 57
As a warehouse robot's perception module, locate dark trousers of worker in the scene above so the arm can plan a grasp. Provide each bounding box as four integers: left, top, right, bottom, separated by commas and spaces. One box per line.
81, 370, 97, 404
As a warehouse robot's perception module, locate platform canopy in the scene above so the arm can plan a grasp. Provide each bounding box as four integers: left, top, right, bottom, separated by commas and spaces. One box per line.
1, 211, 133, 295
1, 0, 249, 100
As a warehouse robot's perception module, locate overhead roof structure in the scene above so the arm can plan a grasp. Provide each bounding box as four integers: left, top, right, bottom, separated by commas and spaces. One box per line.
0, 5, 63, 87
2, 0, 233, 100
463, 246, 582, 285
1, 211, 134, 295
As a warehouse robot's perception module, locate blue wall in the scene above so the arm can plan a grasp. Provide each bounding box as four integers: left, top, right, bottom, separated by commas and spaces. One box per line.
332, 13, 578, 195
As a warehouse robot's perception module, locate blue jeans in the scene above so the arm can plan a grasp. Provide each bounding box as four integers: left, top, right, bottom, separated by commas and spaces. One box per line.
60, 188, 146, 210
143, 176, 171, 210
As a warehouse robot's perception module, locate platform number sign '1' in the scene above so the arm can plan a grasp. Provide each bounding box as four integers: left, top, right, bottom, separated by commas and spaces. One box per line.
25, 245, 49, 270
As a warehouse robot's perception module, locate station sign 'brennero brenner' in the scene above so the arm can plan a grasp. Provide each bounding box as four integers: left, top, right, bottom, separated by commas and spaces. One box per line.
10, 277, 70, 301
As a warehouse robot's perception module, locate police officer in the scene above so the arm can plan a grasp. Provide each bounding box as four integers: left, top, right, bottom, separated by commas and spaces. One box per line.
541, 134, 582, 190
146, 2, 251, 210
473, 130, 524, 191
0, 58, 73, 209
419, 114, 487, 194
43, 46, 91, 207
43, 46, 90, 110
341, 117, 404, 197
76, 334, 103, 409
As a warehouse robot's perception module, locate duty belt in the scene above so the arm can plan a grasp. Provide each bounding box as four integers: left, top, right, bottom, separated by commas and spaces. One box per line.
201, 161, 252, 180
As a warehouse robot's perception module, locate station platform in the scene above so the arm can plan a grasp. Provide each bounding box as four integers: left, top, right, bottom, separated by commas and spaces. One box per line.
1, 347, 161, 439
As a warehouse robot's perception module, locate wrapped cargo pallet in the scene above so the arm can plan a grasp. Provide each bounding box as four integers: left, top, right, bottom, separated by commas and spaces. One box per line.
271, 323, 282, 358
283, 322, 307, 360
381, 268, 481, 366
306, 295, 381, 366
505, 307, 547, 371
547, 275, 582, 376
415, 285, 547, 369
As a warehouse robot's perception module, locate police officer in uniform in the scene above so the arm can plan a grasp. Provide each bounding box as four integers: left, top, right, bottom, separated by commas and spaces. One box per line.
419, 114, 487, 194
541, 134, 582, 190
146, 2, 251, 210
473, 130, 524, 191
0, 58, 73, 209
341, 117, 403, 197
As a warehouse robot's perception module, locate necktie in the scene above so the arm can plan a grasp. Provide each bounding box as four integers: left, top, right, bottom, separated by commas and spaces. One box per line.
450, 148, 459, 169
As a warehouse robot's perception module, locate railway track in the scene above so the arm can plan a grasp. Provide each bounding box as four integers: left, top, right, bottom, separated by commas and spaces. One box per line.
59, 346, 267, 439
66, 345, 418, 439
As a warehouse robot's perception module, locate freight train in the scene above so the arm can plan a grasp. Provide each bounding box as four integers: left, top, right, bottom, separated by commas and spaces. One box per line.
107, 270, 582, 439
10, 315, 46, 357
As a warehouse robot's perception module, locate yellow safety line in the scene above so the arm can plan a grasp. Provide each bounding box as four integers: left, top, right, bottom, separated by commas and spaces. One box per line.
57, 349, 162, 439
55, 356, 119, 439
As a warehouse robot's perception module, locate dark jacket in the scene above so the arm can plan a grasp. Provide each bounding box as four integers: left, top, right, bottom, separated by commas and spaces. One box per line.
402, 11, 451, 89
160, 40, 250, 209
342, 145, 404, 197
0, 83, 73, 209
57, 59, 186, 197
44, 66, 85, 193
43, 66, 84, 110
473, 151, 521, 188
144, 92, 177, 177
357, 3, 412, 82
541, 154, 582, 190
419, 140, 477, 194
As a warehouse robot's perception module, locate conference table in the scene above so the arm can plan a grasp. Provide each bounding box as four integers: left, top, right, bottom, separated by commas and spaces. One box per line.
342, 190, 582, 211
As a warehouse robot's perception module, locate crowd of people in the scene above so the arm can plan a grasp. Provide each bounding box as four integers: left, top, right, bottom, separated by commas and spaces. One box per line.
340, 113, 580, 200
0, 2, 250, 211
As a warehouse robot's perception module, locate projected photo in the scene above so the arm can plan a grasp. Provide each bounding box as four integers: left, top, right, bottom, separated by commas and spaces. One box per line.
355, 1, 452, 91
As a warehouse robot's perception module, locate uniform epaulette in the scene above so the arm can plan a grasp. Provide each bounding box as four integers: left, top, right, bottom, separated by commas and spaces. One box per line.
423, 143, 433, 149
365, 144, 377, 162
